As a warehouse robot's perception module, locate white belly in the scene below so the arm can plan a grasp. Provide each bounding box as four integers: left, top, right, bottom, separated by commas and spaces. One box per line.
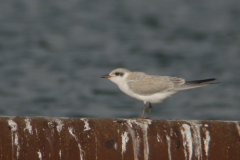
134, 92, 176, 103
118, 82, 176, 103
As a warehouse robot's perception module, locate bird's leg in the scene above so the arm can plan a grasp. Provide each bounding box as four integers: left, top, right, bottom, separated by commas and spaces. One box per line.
142, 103, 147, 119
146, 103, 152, 119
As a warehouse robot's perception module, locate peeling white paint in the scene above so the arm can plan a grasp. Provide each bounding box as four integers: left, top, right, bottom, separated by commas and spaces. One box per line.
203, 130, 210, 159
126, 120, 133, 128
136, 120, 151, 160
191, 122, 202, 160
121, 132, 129, 155
166, 135, 172, 160
59, 150, 62, 159
235, 122, 240, 136
24, 119, 33, 135
47, 122, 55, 137
114, 142, 118, 150
68, 127, 84, 160
80, 118, 91, 131
181, 124, 192, 160
14, 133, 20, 159
125, 119, 152, 160
181, 121, 206, 160
54, 118, 64, 133
8, 119, 20, 159
77, 144, 84, 160
126, 121, 140, 160
8, 120, 17, 131
37, 150, 42, 160
68, 127, 75, 137
157, 134, 162, 142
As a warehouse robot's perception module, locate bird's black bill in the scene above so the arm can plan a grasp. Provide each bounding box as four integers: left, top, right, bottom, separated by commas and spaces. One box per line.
101, 74, 112, 78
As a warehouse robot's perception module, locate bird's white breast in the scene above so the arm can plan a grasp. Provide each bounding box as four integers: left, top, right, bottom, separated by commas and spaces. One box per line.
118, 80, 176, 103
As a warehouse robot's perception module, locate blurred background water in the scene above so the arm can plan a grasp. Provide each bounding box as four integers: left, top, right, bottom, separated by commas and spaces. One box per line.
0, 0, 239, 120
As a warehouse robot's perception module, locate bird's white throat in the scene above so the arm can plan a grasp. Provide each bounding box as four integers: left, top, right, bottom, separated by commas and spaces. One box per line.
109, 72, 129, 86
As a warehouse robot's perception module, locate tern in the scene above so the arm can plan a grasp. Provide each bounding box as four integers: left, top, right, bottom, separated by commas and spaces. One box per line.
101, 68, 218, 119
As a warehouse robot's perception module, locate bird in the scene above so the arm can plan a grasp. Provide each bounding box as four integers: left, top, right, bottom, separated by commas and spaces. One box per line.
101, 68, 218, 119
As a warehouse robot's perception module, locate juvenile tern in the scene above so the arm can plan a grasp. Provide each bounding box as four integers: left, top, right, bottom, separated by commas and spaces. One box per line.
101, 68, 218, 119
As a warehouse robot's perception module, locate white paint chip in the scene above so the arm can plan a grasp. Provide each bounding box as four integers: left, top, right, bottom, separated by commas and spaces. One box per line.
24, 119, 33, 135
203, 130, 211, 159
166, 135, 172, 160
157, 134, 162, 143
59, 150, 62, 159
181, 124, 193, 160
80, 118, 91, 131
114, 143, 118, 150
8, 120, 17, 132
126, 121, 139, 160
235, 122, 240, 136
68, 127, 84, 160
8, 119, 20, 159
121, 132, 129, 155
125, 119, 152, 160
14, 133, 20, 159
54, 118, 64, 133
37, 150, 42, 160
191, 122, 202, 160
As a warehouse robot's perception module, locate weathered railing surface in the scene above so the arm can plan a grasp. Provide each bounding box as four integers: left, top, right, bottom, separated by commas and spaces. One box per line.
0, 116, 239, 160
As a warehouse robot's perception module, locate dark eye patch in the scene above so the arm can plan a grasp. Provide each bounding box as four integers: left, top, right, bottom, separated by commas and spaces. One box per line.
115, 72, 124, 76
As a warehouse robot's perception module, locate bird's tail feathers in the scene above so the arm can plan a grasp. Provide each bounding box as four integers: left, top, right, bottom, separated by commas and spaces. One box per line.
185, 78, 218, 85
173, 78, 219, 91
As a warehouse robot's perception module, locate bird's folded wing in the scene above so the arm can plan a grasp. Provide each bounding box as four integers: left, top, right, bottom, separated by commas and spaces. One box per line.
127, 75, 185, 95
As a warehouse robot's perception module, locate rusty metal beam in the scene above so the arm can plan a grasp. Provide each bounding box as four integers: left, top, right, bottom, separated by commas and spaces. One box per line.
0, 116, 239, 160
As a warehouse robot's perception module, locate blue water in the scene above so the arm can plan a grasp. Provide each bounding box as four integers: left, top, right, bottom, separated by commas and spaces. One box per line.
0, 0, 239, 120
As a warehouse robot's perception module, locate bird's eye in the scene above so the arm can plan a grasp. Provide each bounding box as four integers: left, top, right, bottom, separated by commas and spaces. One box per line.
115, 72, 123, 76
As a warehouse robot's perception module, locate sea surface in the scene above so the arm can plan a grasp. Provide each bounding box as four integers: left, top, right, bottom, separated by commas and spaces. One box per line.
0, 0, 239, 120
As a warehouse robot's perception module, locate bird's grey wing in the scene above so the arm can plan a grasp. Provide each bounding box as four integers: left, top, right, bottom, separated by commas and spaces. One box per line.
127, 75, 185, 95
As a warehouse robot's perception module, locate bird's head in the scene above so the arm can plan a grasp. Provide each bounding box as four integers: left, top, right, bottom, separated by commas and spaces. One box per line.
101, 68, 130, 85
